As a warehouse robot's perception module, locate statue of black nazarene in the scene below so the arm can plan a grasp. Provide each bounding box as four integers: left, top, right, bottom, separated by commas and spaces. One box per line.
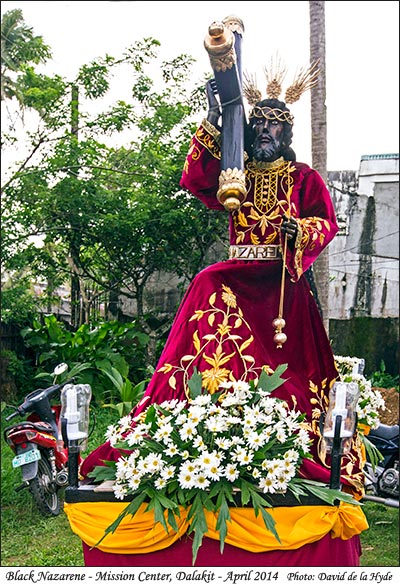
76, 15, 368, 567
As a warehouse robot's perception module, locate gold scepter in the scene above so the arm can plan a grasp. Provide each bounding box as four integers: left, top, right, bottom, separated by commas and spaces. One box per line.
272, 191, 294, 349
272, 233, 288, 349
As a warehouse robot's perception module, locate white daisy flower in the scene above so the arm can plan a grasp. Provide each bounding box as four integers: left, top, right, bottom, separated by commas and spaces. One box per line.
205, 415, 225, 433
178, 466, 197, 489
224, 463, 239, 482
180, 422, 197, 441
215, 436, 232, 450
190, 394, 212, 406
258, 476, 279, 494
113, 483, 127, 500
154, 477, 167, 490
193, 473, 211, 489
144, 452, 165, 472
205, 465, 223, 481
161, 465, 176, 480
128, 476, 142, 491
234, 448, 254, 465
153, 423, 173, 443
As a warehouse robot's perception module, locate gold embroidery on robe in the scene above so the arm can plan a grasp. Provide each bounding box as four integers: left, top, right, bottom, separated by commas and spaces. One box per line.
158, 284, 272, 396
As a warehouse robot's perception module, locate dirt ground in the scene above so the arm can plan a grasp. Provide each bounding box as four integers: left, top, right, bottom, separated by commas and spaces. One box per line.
376, 387, 399, 426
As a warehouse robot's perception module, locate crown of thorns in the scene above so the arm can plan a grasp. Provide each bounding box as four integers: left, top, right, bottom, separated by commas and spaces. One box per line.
243, 56, 320, 125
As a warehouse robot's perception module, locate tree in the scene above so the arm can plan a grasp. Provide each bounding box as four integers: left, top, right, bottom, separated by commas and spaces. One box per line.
309, 0, 330, 333
1, 16, 227, 344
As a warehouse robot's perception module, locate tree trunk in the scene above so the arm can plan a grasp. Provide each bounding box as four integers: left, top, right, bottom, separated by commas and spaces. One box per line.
309, 0, 330, 334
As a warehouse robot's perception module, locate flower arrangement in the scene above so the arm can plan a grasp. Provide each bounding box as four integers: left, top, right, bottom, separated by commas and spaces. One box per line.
90, 364, 359, 563
334, 355, 385, 431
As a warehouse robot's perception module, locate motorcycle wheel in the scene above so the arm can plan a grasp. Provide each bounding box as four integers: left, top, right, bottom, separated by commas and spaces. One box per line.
28, 456, 61, 516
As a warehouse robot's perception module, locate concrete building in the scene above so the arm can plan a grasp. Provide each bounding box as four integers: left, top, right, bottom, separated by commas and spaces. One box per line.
328, 153, 399, 320
327, 153, 399, 373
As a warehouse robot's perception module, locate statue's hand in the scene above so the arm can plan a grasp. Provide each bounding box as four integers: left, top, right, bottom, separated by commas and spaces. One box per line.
281, 214, 299, 241
206, 79, 221, 127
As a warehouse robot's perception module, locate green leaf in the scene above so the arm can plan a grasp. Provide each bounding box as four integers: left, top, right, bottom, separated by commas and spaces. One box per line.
237, 479, 251, 506
150, 496, 169, 534
258, 507, 280, 543
286, 482, 308, 501
187, 494, 209, 565
102, 401, 125, 416
95, 492, 147, 546
187, 495, 209, 534
153, 491, 180, 512
66, 362, 92, 379
87, 464, 117, 481
258, 364, 288, 393
200, 491, 216, 511
187, 367, 203, 399
167, 508, 179, 533
99, 366, 124, 393
361, 433, 384, 470
247, 489, 280, 543
292, 479, 361, 506
215, 495, 231, 553
144, 404, 157, 425
191, 528, 204, 566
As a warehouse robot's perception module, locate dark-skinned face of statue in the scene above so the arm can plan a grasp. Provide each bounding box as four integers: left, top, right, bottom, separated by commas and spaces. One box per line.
252, 113, 285, 162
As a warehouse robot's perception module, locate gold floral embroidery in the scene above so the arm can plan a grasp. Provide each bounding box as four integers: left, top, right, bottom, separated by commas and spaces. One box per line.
194, 125, 221, 159
298, 217, 332, 250
157, 284, 270, 396
190, 143, 201, 162
292, 217, 332, 279
301, 377, 332, 438
183, 141, 199, 174
232, 161, 296, 245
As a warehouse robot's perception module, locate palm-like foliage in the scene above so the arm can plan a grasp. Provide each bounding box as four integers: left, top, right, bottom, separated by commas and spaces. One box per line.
1, 8, 51, 104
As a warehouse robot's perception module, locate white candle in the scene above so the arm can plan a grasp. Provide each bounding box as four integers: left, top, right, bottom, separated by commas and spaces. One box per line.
67, 387, 78, 415
335, 383, 347, 411
65, 386, 85, 440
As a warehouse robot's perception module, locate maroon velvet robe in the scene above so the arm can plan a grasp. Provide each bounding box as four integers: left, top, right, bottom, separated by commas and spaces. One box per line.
81, 122, 364, 495
79, 123, 365, 566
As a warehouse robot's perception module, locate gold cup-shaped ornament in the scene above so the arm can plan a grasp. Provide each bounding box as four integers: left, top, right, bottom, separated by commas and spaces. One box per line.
204, 20, 237, 73
216, 167, 247, 211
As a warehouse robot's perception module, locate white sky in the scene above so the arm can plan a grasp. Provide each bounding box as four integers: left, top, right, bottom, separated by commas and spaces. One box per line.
1, 0, 399, 171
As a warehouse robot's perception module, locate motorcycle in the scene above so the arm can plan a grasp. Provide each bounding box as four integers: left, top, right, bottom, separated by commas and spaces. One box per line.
363, 422, 399, 508
3, 370, 92, 517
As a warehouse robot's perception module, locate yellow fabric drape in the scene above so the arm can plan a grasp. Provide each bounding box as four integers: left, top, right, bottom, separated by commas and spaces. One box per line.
64, 501, 368, 555
203, 503, 368, 551
64, 502, 189, 554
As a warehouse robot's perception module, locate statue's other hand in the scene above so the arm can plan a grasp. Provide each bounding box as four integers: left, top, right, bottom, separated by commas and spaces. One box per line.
281, 214, 299, 241
206, 79, 221, 127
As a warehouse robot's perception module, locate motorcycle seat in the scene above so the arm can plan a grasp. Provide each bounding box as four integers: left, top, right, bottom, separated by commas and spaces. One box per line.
369, 423, 399, 441
12, 421, 55, 434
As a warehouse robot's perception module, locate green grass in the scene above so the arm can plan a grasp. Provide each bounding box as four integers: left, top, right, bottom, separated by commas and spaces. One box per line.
360, 502, 399, 567
1, 407, 399, 567
1, 405, 112, 567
